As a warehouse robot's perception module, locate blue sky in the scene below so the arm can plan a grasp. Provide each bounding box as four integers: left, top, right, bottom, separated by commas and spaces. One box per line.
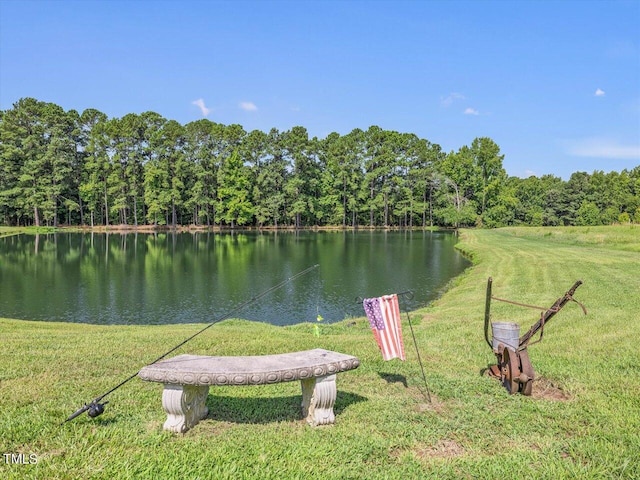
1, 0, 639, 179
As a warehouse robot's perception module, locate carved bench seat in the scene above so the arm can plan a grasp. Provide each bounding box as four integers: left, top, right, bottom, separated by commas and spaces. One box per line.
138, 348, 360, 433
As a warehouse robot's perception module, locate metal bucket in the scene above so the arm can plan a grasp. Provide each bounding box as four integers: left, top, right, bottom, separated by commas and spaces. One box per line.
491, 322, 520, 351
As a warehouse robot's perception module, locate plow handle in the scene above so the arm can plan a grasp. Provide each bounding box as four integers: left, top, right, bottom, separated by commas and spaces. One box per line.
484, 277, 493, 349
519, 280, 583, 348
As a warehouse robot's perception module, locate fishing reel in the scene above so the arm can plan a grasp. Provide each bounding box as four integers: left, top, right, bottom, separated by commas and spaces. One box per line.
87, 401, 108, 418
63, 400, 109, 424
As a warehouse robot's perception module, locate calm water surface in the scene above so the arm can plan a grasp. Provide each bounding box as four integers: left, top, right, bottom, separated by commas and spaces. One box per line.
0, 231, 470, 326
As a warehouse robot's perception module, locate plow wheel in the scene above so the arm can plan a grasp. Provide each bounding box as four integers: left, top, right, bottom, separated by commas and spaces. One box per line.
518, 349, 535, 396
502, 348, 521, 394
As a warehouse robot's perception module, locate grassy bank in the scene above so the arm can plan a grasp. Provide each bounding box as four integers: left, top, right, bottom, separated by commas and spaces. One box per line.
1, 226, 638, 479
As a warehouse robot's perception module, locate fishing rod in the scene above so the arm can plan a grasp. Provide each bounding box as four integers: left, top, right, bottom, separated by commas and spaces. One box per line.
62, 263, 320, 424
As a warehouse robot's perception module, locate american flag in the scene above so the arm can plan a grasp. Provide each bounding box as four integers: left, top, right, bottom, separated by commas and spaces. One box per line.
363, 294, 406, 361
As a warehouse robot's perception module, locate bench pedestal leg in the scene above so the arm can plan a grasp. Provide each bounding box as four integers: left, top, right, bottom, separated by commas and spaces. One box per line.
300, 374, 337, 426
161, 384, 209, 433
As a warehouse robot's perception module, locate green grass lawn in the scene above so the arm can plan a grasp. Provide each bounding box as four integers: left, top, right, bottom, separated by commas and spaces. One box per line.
1, 226, 638, 479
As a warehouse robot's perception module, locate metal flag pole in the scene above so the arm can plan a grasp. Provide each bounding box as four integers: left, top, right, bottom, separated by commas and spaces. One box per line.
397, 292, 432, 404
358, 291, 432, 404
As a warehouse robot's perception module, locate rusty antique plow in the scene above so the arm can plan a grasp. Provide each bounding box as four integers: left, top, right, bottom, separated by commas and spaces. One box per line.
484, 278, 586, 395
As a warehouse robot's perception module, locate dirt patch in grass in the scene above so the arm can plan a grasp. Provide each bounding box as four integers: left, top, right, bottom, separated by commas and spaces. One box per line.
532, 377, 571, 401
412, 394, 447, 415
390, 438, 465, 461
413, 439, 465, 459
482, 368, 571, 401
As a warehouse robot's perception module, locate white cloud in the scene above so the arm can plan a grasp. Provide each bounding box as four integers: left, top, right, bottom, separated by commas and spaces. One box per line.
191, 98, 211, 116
464, 107, 479, 116
441, 92, 465, 107
566, 137, 640, 159
239, 101, 258, 112
595, 88, 606, 97
524, 170, 538, 178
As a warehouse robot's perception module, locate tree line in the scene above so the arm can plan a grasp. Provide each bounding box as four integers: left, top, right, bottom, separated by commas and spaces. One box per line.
1, 97, 639, 228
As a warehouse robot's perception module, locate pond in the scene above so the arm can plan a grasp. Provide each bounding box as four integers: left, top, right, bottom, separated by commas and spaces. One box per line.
0, 230, 470, 326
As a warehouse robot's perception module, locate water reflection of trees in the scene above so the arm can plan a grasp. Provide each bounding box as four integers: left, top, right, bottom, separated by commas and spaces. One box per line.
0, 232, 469, 325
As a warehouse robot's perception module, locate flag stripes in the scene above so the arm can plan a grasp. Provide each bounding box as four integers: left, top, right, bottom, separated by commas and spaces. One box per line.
363, 294, 406, 361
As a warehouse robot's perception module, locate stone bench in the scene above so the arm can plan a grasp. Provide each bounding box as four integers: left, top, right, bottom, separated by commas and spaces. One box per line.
138, 348, 360, 433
